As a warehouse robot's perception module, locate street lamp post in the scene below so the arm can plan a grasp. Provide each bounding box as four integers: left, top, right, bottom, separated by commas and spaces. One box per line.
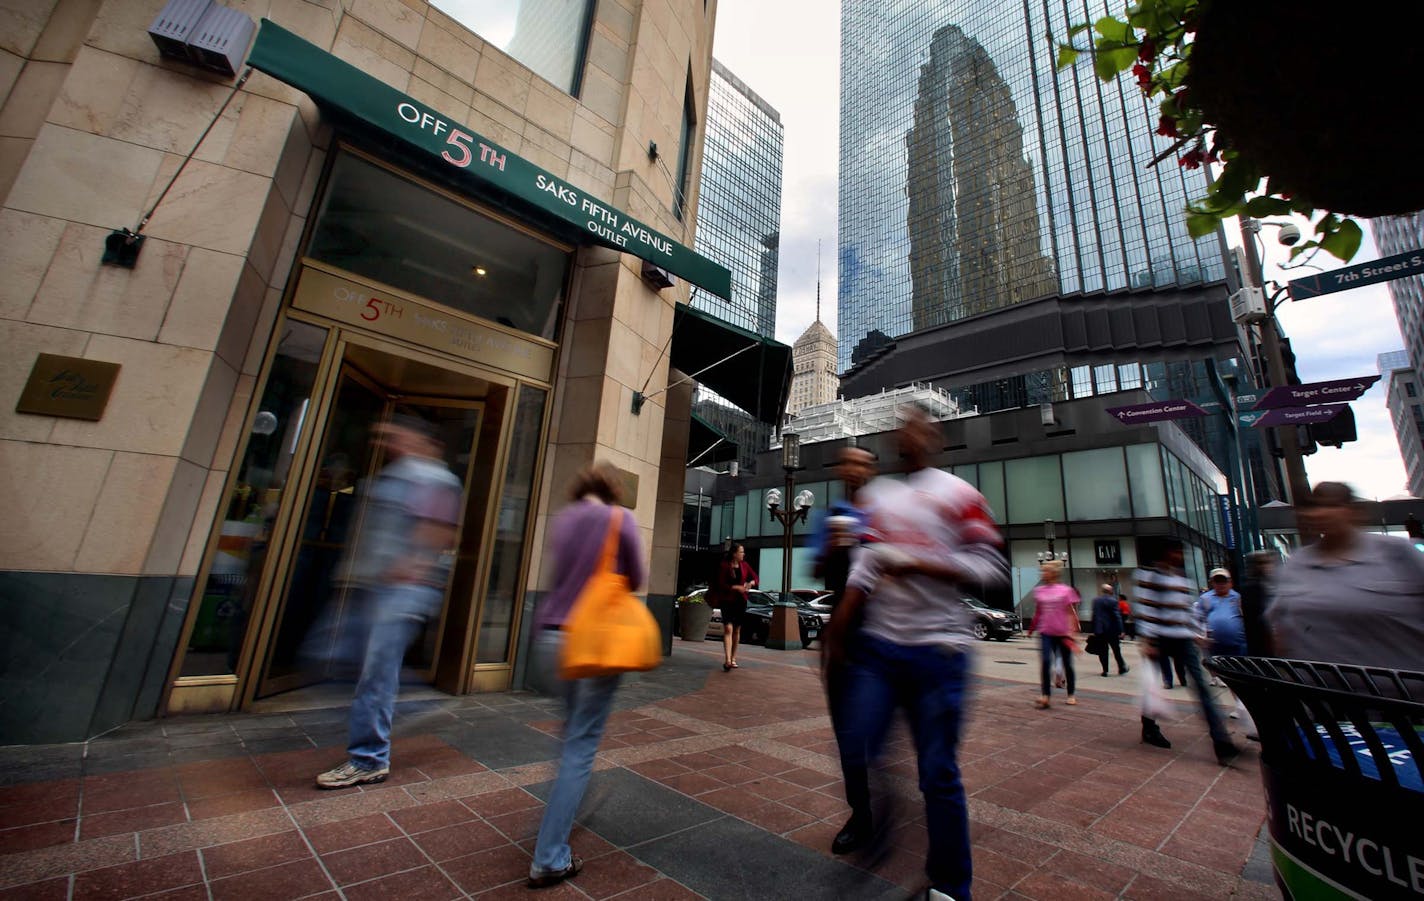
1240, 217, 1311, 503
1036, 520, 1068, 566
765, 433, 813, 651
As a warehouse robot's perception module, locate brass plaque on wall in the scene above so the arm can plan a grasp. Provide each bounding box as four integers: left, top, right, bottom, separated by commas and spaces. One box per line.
15, 354, 121, 421
293, 267, 555, 382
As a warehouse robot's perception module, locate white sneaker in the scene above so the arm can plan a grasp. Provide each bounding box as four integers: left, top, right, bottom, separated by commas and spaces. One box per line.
927, 890, 956, 901
316, 761, 389, 789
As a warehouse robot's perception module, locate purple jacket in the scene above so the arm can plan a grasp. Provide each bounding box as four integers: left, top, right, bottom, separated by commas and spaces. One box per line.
536, 499, 646, 629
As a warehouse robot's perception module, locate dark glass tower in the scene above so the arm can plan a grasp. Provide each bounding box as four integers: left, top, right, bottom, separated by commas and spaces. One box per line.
839, 0, 1227, 371
694, 59, 783, 339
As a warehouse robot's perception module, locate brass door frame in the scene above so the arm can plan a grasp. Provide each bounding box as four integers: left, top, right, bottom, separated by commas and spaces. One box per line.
232, 328, 521, 708
252, 355, 486, 698
162, 312, 340, 716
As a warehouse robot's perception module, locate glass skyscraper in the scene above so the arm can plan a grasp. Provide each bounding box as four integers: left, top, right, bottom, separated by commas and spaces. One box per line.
694, 59, 783, 339
1371, 213, 1424, 374
691, 60, 784, 473
839, 0, 1227, 370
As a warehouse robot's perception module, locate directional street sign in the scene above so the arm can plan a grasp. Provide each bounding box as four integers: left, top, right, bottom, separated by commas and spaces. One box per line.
1253, 376, 1379, 410
1105, 400, 1206, 425
1288, 248, 1424, 300
1252, 404, 1348, 428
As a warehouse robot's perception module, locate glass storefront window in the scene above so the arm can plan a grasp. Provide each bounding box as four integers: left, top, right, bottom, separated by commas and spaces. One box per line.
183, 321, 327, 676
978, 461, 1006, 521
477, 385, 547, 663
430, 0, 594, 95
308, 154, 570, 341
1126, 444, 1166, 516
1063, 448, 1129, 520
732, 493, 748, 540
952, 464, 978, 487
1005, 456, 1064, 523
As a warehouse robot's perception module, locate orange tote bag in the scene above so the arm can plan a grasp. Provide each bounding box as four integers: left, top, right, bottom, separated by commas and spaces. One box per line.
559, 508, 662, 679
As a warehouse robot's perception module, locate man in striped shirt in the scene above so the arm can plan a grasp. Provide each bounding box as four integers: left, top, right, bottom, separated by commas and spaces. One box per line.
1132, 540, 1240, 764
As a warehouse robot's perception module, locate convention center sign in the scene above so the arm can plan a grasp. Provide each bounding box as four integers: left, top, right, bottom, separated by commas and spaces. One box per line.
247, 21, 732, 301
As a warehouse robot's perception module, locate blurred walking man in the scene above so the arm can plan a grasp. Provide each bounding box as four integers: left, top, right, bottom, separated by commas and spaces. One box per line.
316, 415, 461, 789
808, 445, 876, 855
1133, 541, 1240, 764
825, 406, 1009, 901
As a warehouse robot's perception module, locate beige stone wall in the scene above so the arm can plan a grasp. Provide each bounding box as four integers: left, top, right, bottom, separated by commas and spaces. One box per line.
1, 0, 715, 618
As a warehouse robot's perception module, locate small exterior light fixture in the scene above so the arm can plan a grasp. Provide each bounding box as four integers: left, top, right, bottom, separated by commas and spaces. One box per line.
780, 432, 801, 471
472, 266, 487, 277
794, 489, 814, 511
765, 487, 783, 512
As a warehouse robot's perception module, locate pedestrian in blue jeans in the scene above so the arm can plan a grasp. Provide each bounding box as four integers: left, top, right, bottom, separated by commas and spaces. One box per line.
315, 415, 462, 790
825, 406, 1009, 901
527, 462, 645, 889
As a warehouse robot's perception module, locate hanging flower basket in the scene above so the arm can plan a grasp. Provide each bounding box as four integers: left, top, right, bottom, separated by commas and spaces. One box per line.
1186, 1, 1424, 218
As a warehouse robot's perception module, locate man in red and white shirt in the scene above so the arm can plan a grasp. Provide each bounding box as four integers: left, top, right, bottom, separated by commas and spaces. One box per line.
825, 405, 1008, 901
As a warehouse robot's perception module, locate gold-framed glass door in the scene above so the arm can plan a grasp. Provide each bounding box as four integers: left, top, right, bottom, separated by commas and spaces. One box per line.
255, 342, 488, 698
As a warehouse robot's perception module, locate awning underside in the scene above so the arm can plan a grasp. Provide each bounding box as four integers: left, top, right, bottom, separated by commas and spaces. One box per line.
670, 304, 792, 426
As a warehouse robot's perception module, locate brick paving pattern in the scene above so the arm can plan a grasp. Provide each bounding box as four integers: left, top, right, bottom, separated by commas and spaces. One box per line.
0, 640, 1275, 899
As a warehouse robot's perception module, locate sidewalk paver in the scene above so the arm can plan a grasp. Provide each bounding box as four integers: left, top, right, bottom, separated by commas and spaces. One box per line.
0, 637, 1275, 899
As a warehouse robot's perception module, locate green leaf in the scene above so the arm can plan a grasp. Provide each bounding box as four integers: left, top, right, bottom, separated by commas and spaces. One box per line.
1186, 210, 1221, 238
1318, 219, 1363, 262
1068, 23, 1092, 38
1094, 46, 1138, 81
1290, 240, 1320, 260
1056, 44, 1080, 69
1095, 16, 1132, 44
1245, 196, 1292, 218
1158, 62, 1187, 91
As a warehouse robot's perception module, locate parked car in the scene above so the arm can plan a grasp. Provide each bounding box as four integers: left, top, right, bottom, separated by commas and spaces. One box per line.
960, 596, 1021, 641
741, 591, 825, 646
679, 588, 825, 646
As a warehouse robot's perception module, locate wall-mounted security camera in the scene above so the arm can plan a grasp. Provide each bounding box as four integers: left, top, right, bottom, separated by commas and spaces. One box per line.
1276, 223, 1302, 246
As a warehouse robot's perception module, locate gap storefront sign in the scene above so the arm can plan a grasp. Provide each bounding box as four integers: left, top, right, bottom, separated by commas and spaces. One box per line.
247, 21, 732, 301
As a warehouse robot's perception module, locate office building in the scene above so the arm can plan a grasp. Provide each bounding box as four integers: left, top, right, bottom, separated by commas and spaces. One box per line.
835, 1, 1276, 513
1379, 351, 1424, 497
782, 383, 964, 445
840, 1, 1228, 372
0, 1, 791, 742
788, 318, 838, 415
1371, 214, 1424, 373
714, 391, 1233, 605
687, 60, 785, 474
693, 59, 783, 338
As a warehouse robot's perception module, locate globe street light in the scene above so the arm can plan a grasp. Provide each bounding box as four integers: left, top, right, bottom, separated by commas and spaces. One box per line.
765, 433, 813, 650
1036, 520, 1068, 565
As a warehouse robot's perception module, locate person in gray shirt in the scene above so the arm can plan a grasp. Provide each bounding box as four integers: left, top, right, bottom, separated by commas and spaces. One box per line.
1268, 482, 1424, 672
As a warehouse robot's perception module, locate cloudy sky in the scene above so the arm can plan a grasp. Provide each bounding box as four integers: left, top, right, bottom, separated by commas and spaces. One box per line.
710, 0, 1411, 500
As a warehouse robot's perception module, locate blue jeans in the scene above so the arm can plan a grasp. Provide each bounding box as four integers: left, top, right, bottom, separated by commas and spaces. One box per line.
347, 583, 440, 770
1154, 636, 1230, 744
835, 633, 973, 900
530, 631, 621, 877
1038, 634, 1075, 696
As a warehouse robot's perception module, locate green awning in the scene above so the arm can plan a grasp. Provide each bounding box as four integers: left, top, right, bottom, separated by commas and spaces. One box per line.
245, 20, 732, 300
688, 412, 738, 467
671, 304, 791, 425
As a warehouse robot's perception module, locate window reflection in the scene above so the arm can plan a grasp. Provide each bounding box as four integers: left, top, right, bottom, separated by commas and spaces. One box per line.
431, 0, 594, 95
183, 322, 327, 676
476, 386, 547, 663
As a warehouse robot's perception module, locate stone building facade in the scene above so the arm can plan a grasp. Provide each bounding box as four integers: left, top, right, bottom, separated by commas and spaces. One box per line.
0, 0, 748, 743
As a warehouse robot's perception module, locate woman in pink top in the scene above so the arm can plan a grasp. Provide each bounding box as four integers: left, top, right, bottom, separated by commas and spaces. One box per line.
1028, 561, 1082, 709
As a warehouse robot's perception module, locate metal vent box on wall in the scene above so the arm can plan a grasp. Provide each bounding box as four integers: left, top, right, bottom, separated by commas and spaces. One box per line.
187, 3, 255, 76
148, 0, 254, 77
148, 0, 212, 59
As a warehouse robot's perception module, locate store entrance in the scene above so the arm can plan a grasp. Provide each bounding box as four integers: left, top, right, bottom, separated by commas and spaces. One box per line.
255, 341, 489, 699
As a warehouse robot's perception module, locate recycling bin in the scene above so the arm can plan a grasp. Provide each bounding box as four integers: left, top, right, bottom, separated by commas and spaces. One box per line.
1210, 657, 1424, 901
